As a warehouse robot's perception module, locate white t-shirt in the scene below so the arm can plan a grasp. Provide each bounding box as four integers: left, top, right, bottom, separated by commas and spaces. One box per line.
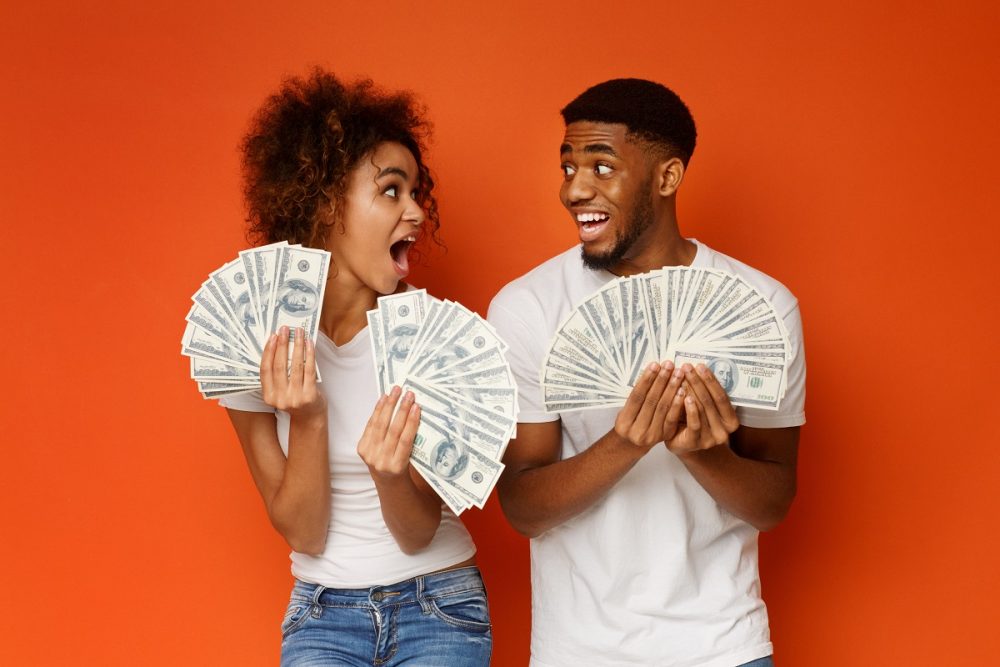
220, 326, 475, 588
487, 240, 806, 667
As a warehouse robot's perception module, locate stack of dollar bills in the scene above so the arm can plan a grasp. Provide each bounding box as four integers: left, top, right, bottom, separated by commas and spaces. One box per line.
542, 267, 791, 413
367, 290, 517, 515
182, 242, 331, 399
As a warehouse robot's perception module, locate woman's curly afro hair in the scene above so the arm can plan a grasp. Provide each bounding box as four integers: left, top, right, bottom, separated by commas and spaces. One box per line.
240, 68, 440, 251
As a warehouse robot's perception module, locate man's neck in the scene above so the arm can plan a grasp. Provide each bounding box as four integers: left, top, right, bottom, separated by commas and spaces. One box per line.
611, 217, 696, 276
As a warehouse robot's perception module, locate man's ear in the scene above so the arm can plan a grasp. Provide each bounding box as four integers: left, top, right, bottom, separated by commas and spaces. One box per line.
655, 157, 686, 198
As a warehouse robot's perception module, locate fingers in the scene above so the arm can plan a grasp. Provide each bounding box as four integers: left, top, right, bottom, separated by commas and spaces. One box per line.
650, 365, 683, 433
289, 327, 306, 386
302, 335, 317, 391
696, 364, 740, 432
685, 364, 738, 444
633, 362, 673, 431
616, 362, 660, 436
385, 390, 416, 456
662, 379, 686, 441
273, 326, 290, 391
395, 400, 421, 460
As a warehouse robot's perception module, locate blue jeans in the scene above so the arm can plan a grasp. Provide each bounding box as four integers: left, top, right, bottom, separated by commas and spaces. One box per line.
280, 566, 492, 666
739, 658, 774, 667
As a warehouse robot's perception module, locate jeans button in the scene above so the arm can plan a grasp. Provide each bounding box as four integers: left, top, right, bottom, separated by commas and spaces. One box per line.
372, 592, 383, 602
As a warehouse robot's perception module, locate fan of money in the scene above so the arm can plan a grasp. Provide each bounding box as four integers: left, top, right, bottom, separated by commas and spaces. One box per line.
368, 290, 518, 515
541, 267, 791, 414
182, 242, 331, 399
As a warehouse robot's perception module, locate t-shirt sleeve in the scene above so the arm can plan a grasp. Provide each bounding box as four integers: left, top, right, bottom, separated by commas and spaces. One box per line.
488, 292, 559, 424
735, 299, 806, 429
218, 389, 275, 414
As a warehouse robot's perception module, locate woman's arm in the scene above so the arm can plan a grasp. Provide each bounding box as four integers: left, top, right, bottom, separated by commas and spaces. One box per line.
226, 327, 330, 555
357, 387, 443, 554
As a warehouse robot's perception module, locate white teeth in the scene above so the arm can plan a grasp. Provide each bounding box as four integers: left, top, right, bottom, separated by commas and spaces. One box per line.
576, 212, 608, 223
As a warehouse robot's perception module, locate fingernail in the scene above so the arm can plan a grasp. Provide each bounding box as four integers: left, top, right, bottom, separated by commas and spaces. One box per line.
697, 364, 708, 376
677, 387, 686, 397
404, 391, 414, 402
673, 368, 683, 379
647, 362, 658, 372
663, 361, 674, 371
410, 404, 419, 415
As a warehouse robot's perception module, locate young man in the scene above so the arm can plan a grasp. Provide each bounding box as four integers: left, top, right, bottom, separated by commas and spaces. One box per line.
487, 79, 806, 667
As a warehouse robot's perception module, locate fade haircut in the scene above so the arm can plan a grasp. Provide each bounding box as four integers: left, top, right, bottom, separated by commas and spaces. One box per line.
561, 78, 697, 165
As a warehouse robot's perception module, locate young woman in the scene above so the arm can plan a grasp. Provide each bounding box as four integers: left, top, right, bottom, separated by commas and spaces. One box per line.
220, 70, 491, 666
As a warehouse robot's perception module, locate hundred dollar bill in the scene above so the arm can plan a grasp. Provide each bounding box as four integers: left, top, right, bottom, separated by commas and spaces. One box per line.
267, 244, 330, 351
406, 379, 511, 445
639, 271, 664, 360
186, 301, 253, 358
545, 398, 625, 413
240, 242, 287, 340
403, 298, 446, 375
542, 363, 623, 395
366, 309, 388, 396
412, 462, 470, 515
556, 309, 622, 380
544, 385, 627, 404
404, 301, 467, 378
413, 312, 504, 380
580, 294, 625, 377
432, 385, 518, 424
424, 346, 506, 382
598, 283, 628, 375
181, 321, 258, 371
189, 356, 260, 382
378, 289, 428, 386
673, 350, 785, 410
208, 258, 263, 356
410, 416, 504, 508
547, 334, 622, 387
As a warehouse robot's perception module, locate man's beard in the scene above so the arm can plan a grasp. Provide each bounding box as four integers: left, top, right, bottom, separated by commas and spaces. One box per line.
581, 182, 654, 272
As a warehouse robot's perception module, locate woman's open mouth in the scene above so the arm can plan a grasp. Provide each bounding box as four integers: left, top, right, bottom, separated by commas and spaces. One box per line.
390, 235, 417, 277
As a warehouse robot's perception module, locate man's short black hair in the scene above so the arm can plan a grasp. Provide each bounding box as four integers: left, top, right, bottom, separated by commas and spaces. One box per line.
561, 78, 697, 165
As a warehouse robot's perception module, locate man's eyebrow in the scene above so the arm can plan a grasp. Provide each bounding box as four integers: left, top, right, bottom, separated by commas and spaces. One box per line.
376, 166, 408, 179
559, 142, 619, 158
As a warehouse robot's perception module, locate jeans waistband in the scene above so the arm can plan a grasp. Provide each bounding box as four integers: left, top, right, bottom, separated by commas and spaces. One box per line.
290, 566, 485, 608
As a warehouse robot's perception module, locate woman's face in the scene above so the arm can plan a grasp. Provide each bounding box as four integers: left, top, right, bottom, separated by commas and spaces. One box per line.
330, 142, 426, 295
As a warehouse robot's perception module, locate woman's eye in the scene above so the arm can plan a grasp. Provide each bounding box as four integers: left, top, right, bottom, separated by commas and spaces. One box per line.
384, 185, 398, 198
596, 164, 612, 176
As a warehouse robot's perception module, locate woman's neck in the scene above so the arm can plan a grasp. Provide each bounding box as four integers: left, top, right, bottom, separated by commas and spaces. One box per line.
318, 275, 378, 346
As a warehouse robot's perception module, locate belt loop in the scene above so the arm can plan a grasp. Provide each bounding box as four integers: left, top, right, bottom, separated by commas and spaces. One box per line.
309, 583, 326, 619
416, 574, 433, 614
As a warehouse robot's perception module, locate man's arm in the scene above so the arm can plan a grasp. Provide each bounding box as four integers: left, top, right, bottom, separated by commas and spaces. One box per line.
668, 363, 799, 531
498, 362, 685, 538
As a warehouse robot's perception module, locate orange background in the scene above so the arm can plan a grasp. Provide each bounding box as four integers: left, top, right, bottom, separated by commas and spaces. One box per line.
2, 1, 998, 665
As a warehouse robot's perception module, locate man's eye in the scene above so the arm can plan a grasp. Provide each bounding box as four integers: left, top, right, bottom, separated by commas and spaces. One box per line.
561, 164, 576, 177
596, 164, 612, 176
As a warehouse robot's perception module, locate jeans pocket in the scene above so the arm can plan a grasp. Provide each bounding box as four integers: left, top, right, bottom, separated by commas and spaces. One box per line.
280, 602, 311, 637
428, 589, 491, 633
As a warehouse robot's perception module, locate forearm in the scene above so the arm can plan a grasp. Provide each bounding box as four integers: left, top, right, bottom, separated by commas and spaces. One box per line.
676, 441, 796, 531
269, 414, 331, 554
500, 429, 646, 538
372, 472, 442, 554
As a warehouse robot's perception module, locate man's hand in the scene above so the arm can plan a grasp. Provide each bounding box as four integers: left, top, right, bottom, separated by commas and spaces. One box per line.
665, 363, 740, 456
614, 361, 684, 449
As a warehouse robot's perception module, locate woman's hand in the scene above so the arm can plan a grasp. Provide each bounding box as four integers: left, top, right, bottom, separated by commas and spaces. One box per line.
357, 386, 422, 483
260, 326, 326, 419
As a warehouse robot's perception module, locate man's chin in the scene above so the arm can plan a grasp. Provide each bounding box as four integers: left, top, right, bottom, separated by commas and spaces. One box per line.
581, 245, 624, 272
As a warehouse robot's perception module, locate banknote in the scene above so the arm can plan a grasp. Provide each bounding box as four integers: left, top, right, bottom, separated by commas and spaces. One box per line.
541, 266, 792, 413
182, 242, 329, 399
367, 291, 518, 514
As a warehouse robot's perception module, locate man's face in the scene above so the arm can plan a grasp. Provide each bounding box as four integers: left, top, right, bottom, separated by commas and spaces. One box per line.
559, 121, 655, 272
435, 444, 458, 475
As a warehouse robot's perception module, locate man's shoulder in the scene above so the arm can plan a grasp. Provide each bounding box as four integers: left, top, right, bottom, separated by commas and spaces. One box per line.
490, 245, 581, 313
